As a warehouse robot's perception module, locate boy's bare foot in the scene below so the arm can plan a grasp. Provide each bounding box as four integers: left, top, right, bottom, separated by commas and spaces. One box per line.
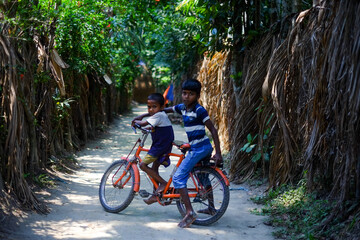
197, 208, 216, 215
178, 212, 197, 228
155, 182, 166, 194
143, 195, 158, 205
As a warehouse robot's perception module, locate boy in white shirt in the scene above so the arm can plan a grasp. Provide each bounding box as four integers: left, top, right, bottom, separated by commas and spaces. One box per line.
132, 93, 174, 204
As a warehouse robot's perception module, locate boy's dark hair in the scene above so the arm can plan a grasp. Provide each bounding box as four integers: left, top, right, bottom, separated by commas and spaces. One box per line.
182, 79, 201, 95
148, 93, 165, 106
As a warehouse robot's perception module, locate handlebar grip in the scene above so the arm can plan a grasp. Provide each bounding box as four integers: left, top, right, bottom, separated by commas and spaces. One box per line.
133, 123, 153, 133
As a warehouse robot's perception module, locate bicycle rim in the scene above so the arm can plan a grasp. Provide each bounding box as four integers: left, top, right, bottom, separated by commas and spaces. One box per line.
99, 160, 136, 213
176, 167, 230, 225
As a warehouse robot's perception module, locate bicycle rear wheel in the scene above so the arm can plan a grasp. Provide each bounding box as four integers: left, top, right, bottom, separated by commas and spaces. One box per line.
176, 167, 230, 225
99, 160, 136, 213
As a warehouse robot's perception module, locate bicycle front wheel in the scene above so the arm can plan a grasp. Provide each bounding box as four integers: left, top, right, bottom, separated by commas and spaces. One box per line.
99, 160, 136, 213
176, 167, 230, 225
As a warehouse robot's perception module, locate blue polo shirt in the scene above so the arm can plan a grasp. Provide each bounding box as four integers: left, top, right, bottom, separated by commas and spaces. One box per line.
173, 103, 211, 148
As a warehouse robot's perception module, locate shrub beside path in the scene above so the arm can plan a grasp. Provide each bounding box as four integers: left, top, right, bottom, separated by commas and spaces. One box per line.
6, 105, 274, 240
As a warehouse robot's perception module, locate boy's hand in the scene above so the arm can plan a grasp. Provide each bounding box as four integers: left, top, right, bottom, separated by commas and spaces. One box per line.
131, 116, 143, 126
212, 153, 223, 167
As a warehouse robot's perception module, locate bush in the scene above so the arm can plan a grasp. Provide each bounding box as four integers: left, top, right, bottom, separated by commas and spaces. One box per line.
251, 180, 339, 239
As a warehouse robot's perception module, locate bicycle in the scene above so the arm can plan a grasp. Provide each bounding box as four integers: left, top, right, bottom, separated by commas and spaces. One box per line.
99, 124, 230, 225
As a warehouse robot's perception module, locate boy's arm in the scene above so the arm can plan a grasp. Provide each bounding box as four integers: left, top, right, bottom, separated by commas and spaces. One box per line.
132, 106, 174, 126
133, 119, 149, 127
131, 112, 150, 126
204, 119, 223, 166
163, 107, 174, 113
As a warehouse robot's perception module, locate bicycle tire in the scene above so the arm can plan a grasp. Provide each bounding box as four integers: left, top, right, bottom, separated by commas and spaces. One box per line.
99, 160, 136, 213
176, 167, 230, 226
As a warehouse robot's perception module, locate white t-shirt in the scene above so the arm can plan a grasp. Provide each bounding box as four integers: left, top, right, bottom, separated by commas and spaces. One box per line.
146, 111, 172, 128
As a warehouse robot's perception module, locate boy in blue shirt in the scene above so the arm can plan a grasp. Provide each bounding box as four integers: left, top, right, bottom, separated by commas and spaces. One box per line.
164, 79, 223, 228
132, 93, 174, 204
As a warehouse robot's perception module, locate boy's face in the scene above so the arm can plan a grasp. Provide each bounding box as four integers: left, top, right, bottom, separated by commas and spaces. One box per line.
147, 100, 163, 115
182, 90, 199, 107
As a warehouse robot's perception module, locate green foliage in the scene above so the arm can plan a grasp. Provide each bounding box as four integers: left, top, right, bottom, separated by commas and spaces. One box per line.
240, 129, 272, 163
230, 71, 243, 86
152, 66, 171, 91
49, 155, 79, 174
54, 0, 144, 88
176, 0, 314, 57
53, 97, 76, 122
240, 133, 259, 161
34, 72, 51, 84
141, 1, 201, 86
51, 0, 201, 89
176, 0, 233, 54
2, 0, 315, 93
33, 173, 55, 188
251, 179, 338, 239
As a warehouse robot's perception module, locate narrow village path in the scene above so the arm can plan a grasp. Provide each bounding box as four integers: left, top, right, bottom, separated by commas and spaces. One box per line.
7, 105, 274, 240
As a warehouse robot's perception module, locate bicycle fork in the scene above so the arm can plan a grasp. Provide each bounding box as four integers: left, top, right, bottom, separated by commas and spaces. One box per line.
113, 157, 141, 192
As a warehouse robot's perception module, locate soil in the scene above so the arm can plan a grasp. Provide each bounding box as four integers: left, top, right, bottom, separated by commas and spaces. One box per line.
1, 105, 274, 240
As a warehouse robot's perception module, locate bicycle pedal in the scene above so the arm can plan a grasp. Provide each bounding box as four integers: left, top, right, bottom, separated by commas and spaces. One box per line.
138, 190, 150, 198
193, 195, 202, 203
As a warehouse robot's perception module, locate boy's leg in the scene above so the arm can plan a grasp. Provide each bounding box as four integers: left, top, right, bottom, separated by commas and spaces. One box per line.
197, 186, 216, 215
152, 161, 167, 193
140, 154, 167, 195
144, 161, 161, 205
144, 195, 157, 205
173, 145, 213, 227
178, 188, 197, 228
197, 172, 216, 215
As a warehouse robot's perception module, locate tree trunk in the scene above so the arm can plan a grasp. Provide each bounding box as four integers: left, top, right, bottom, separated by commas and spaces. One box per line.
254, 0, 260, 29
21, 93, 40, 174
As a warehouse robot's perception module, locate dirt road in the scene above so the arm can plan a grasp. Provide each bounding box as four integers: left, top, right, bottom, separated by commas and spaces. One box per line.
6, 105, 274, 240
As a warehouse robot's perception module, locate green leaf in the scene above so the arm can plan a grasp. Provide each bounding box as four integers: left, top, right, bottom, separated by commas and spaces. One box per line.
247, 133, 252, 142
251, 153, 262, 162
246, 144, 256, 153
240, 142, 250, 152
185, 16, 196, 24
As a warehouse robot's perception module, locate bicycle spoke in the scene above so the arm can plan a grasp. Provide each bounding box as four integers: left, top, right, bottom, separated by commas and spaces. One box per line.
99, 160, 136, 213
176, 167, 230, 225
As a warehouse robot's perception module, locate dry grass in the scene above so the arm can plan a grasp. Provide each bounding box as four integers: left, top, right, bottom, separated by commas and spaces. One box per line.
198, 51, 233, 151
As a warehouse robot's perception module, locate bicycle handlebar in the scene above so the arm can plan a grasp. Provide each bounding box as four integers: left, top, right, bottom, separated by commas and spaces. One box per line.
132, 123, 152, 134
132, 123, 224, 168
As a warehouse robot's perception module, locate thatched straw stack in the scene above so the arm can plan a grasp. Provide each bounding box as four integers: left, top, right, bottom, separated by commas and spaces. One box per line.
199, 0, 360, 221
261, 0, 360, 204
228, 33, 278, 182
198, 51, 234, 151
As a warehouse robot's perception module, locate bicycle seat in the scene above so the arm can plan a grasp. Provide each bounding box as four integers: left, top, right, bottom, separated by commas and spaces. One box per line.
173, 140, 191, 151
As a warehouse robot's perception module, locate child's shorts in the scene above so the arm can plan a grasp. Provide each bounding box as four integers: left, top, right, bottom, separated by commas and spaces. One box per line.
143, 154, 158, 164
143, 154, 171, 167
